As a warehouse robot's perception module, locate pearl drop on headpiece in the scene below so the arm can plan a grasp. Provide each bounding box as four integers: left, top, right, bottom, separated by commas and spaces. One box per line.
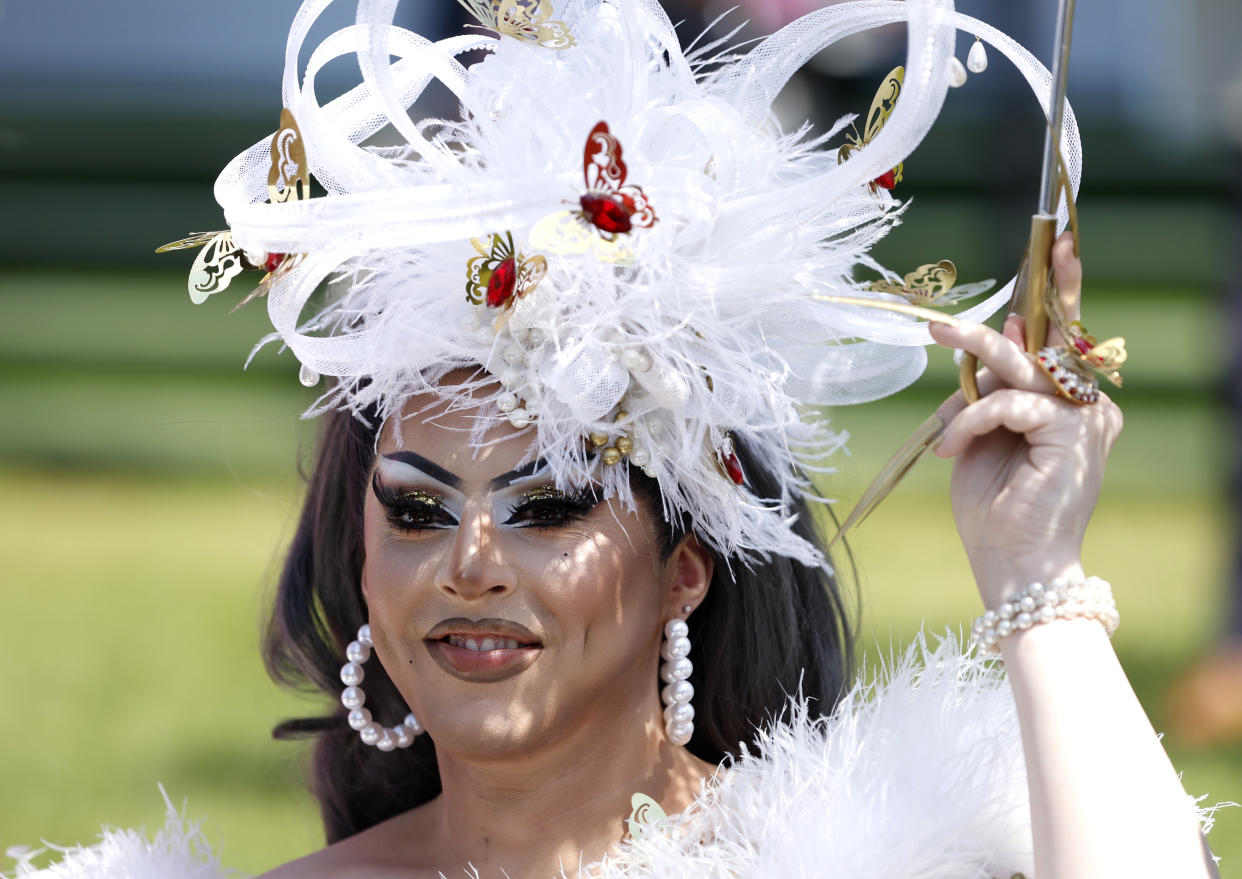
298, 362, 321, 387
947, 56, 968, 88
966, 37, 988, 73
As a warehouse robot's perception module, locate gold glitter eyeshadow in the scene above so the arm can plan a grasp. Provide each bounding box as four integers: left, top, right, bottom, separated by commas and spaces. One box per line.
394, 489, 443, 505
520, 486, 566, 503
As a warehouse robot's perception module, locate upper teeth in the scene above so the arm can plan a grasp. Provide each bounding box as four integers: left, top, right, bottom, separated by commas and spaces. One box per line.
448, 635, 521, 651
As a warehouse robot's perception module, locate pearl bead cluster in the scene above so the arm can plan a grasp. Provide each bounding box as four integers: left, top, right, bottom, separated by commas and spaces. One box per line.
589, 405, 657, 478
461, 310, 544, 431
972, 575, 1119, 654
660, 617, 695, 747
465, 299, 668, 476
339, 624, 425, 751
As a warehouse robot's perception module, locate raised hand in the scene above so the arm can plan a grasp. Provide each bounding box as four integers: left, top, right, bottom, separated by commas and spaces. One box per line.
927, 233, 1123, 606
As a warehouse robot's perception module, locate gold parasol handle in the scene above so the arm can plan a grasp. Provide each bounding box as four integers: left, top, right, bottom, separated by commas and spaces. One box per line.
957, 213, 1056, 402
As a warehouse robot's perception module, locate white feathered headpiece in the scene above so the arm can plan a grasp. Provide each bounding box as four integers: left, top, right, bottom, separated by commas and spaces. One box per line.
166, 0, 1080, 566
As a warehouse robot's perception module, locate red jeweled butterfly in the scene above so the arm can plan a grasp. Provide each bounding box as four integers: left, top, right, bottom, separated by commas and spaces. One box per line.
466, 231, 548, 309
575, 122, 657, 240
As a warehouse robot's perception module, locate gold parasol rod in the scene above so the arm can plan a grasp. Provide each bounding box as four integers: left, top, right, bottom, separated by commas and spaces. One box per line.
831, 1, 1080, 547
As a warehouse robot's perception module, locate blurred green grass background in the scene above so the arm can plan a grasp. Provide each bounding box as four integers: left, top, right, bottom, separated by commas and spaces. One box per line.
1, 268, 1240, 874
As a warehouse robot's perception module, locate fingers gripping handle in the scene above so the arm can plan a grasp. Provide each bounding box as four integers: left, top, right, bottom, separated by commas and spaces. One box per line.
958, 214, 1057, 403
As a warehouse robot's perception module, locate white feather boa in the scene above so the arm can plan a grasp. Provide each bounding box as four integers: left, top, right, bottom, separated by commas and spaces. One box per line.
6, 636, 1040, 879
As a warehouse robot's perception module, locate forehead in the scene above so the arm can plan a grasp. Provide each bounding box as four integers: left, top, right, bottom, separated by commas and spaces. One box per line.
377, 389, 537, 484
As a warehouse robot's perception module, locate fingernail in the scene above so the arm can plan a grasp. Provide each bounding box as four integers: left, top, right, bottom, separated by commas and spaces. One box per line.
928, 315, 960, 331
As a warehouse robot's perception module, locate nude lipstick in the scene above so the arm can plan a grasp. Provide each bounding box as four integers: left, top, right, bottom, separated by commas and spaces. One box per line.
424, 617, 542, 683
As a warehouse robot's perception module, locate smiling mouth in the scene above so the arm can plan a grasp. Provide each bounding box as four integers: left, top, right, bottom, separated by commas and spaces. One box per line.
444, 635, 525, 651
424, 619, 543, 683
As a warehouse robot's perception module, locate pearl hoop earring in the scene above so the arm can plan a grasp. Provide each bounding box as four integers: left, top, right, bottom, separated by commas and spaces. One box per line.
660, 608, 694, 746
339, 624, 425, 751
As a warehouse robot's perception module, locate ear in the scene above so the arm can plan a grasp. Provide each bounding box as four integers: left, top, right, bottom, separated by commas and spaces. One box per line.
661, 533, 714, 620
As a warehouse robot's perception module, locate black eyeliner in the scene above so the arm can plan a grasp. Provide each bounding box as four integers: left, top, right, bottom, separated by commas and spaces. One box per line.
503, 486, 601, 528
371, 471, 457, 530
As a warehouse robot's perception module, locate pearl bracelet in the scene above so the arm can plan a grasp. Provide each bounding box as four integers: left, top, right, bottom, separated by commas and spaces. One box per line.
972, 575, 1119, 654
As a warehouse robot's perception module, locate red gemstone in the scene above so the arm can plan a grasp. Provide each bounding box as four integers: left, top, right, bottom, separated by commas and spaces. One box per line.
265, 252, 286, 273
1072, 336, 1092, 355
580, 193, 633, 234
486, 257, 517, 308
873, 169, 897, 190
721, 450, 745, 485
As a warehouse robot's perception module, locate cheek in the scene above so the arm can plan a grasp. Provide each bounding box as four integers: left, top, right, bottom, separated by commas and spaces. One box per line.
532, 526, 663, 656
361, 502, 440, 615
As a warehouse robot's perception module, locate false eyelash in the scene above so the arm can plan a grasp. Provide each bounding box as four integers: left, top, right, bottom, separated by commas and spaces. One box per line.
504, 486, 600, 527
371, 472, 455, 530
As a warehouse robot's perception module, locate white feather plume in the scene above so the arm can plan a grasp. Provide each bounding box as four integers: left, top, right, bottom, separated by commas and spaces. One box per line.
585, 633, 1036, 878
3, 787, 222, 879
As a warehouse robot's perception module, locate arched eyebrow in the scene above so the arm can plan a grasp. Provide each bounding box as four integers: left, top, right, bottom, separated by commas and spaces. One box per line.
381, 452, 461, 489
379, 452, 550, 491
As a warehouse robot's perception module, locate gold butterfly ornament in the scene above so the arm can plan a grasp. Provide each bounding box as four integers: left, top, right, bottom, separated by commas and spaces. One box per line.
838, 66, 905, 192
1028, 261, 1127, 404
157, 110, 310, 305
1033, 318, 1126, 405
866, 259, 995, 307
457, 0, 575, 50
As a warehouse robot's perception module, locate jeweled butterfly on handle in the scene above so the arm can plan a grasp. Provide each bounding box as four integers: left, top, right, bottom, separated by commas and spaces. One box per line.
1042, 273, 1127, 388
466, 231, 548, 309
575, 122, 657, 240
837, 66, 905, 193
1066, 322, 1126, 387
866, 259, 995, 307
457, 0, 575, 50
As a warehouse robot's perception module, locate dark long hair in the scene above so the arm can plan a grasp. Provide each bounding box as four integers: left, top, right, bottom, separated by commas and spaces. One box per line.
263, 406, 855, 842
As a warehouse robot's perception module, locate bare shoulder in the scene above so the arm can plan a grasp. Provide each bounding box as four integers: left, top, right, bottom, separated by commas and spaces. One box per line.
256, 803, 441, 879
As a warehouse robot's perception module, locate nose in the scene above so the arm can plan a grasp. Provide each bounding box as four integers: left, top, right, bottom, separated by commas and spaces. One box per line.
434, 498, 517, 601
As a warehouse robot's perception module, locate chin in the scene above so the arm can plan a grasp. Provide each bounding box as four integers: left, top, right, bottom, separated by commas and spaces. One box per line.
422, 700, 574, 759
